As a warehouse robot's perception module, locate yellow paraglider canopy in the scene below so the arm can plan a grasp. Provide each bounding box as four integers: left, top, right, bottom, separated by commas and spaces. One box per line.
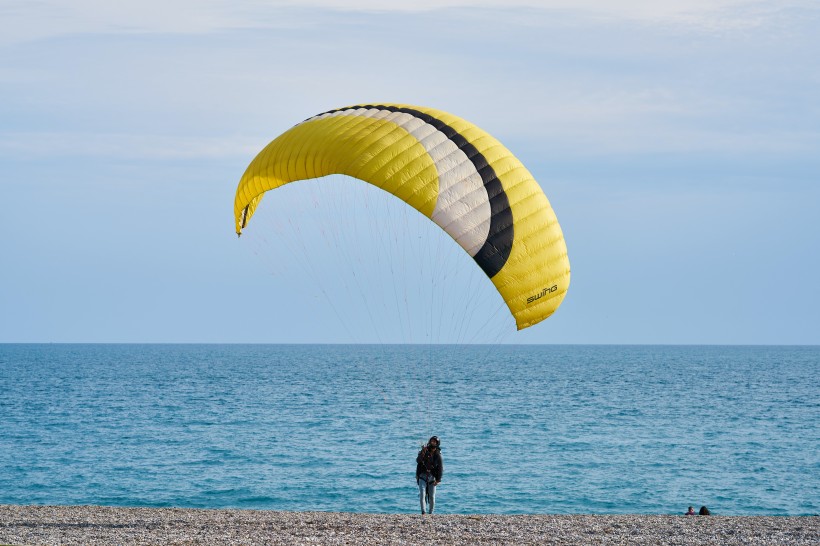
235, 104, 570, 330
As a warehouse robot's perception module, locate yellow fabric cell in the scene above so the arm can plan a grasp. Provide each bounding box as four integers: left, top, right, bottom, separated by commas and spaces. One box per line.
235, 114, 439, 229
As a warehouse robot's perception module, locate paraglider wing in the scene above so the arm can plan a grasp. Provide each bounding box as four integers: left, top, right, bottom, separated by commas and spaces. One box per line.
234, 104, 570, 330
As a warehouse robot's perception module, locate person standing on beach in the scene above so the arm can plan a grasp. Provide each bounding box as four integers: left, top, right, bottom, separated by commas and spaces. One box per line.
416, 436, 443, 514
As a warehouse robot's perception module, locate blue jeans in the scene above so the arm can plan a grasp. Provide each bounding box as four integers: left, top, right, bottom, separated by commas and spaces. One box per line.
417, 473, 436, 514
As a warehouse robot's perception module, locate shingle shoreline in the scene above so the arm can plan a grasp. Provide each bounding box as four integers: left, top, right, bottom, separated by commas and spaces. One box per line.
1, 505, 818, 545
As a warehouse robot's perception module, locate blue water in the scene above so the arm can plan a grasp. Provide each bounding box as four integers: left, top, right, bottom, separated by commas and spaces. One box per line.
0, 344, 817, 515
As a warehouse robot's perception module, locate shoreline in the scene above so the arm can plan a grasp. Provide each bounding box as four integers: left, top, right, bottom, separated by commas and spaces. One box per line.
1, 505, 818, 545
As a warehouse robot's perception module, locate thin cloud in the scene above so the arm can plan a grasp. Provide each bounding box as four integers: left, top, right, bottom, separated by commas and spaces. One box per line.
2, 0, 814, 44
0, 131, 262, 161
2, 2, 816, 160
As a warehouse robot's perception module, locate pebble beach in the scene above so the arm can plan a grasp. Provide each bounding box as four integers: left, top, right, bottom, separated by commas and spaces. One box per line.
1, 506, 818, 545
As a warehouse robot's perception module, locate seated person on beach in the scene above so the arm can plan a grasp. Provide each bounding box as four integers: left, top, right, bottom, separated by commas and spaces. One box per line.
686, 506, 696, 516
699, 506, 711, 515
416, 436, 443, 515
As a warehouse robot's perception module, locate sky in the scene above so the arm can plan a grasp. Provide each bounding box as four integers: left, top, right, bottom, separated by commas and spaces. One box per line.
1, 0, 818, 344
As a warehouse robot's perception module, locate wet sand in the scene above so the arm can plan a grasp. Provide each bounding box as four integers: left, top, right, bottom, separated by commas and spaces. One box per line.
1, 505, 817, 545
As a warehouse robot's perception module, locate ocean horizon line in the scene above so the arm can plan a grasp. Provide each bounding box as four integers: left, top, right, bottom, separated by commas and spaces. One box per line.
2, 341, 819, 347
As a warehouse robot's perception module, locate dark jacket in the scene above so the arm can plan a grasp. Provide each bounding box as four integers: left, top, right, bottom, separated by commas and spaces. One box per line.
416, 447, 443, 482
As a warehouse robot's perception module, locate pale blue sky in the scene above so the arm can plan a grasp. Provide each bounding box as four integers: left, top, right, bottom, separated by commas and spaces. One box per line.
1, 1, 818, 343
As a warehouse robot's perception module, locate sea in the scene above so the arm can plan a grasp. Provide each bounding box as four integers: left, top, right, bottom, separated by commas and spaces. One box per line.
0, 344, 817, 515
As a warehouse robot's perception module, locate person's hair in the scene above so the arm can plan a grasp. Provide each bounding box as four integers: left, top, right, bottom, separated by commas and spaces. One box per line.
699, 506, 710, 515
428, 436, 439, 447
